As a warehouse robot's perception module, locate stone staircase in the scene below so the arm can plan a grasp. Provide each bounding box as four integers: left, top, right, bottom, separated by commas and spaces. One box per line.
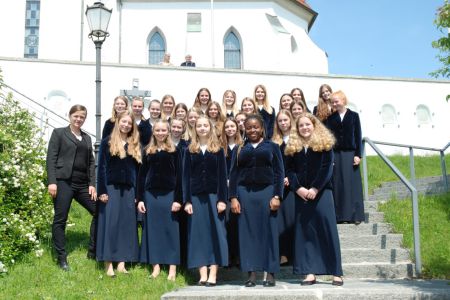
161, 175, 450, 299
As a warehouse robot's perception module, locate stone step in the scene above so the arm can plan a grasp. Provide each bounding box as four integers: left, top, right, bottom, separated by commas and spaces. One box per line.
340, 248, 410, 264
365, 211, 384, 223
218, 262, 413, 281
339, 234, 403, 249
337, 223, 391, 235
161, 279, 449, 300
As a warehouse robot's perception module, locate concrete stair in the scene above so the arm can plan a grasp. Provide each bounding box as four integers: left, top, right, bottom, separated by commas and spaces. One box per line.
161, 175, 450, 299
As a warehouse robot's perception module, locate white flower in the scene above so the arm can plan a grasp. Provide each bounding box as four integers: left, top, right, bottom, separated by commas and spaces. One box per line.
0, 262, 7, 273
35, 249, 44, 257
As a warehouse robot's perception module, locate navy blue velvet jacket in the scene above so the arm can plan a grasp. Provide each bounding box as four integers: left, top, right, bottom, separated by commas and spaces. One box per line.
97, 138, 141, 196
225, 145, 238, 178
228, 140, 284, 200
182, 148, 228, 203
325, 109, 362, 157
137, 149, 182, 203
101, 119, 115, 140
285, 148, 334, 193
258, 107, 275, 139
138, 119, 152, 146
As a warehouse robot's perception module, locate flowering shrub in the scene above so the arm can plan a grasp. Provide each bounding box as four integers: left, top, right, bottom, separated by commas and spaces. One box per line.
0, 71, 53, 275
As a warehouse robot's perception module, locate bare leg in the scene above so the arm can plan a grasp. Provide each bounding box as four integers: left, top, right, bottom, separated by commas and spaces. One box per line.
167, 265, 177, 281
105, 261, 115, 277
117, 261, 128, 273
207, 264, 218, 284
198, 266, 208, 283
151, 264, 161, 278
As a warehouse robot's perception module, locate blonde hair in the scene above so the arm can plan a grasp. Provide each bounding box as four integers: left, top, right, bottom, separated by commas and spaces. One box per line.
285, 113, 335, 156
109, 111, 142, 163
193, 87, 212, 110
183, 107, 202, 140
171, 102, 188, 121
316, 84, 333, 122
330, 90, 348, 105
111, 95, 129, 122
161, 94, 176, 120
240, 97, 258, 114
146, 119, 176, 154
220, 117, 243, 157
188, 116, 221, 153
253, 84, 273, 114
221, 90, 239, 117
272, 109, 295, 146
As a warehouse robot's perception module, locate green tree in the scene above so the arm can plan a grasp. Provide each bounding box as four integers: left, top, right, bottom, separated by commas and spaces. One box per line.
431, 1, 450, 80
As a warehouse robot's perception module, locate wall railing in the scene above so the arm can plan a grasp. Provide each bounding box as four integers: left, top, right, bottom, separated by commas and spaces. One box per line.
361, 137, 450, 278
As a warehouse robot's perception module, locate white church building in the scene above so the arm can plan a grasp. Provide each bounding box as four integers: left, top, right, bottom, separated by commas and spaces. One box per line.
0, 0, 449, 154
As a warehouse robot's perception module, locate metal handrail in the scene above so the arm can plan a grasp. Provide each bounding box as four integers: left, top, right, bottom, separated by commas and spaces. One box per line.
362, 137, 423, 277
1, 82, 96, 138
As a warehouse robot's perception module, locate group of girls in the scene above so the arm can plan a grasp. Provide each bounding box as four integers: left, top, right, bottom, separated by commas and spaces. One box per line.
51, 83, 364, 287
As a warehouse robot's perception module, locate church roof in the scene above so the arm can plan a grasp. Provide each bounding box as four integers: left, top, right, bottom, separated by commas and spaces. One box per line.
292, 0, 317, 31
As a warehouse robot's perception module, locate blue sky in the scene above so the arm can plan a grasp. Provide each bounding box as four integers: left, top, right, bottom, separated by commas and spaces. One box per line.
307, 0, 445, 79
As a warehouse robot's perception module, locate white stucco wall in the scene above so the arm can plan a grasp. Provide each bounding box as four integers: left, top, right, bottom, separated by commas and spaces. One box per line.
0, 0, 327, 73
1, 57, 449, 156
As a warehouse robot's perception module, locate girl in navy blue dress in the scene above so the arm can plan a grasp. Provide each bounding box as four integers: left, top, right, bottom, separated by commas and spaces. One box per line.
137, 119, 182, 281
313, 84, 333, 122
183, 116, 228, 286
147, 99, 161, 127
220, 118, 243, 267
290, 100, 306, 121
221, 90, 239, 118
131, 97, 152, 147
279, 93, 294, 111
327, 90, 364, 224
254, 85, 275, 139
229, 114, 284, 287
193, 88, 212, 115
285, 113, 343, 286
291, 87, 310, 113
272, 109, 296, 266
161, 94, 176, 121
102, 95, 129, 139
97, 111, 142, 277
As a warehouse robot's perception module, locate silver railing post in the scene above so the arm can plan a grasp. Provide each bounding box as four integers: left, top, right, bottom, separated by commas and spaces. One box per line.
362, 139, 369, 202
409, 147, 416, 188
440, 150, 449, 192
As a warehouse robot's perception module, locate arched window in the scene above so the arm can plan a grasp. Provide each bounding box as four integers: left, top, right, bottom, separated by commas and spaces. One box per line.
415, 104, 432, 126
380, 104, 398, 127
224, 31, 241, 69
148, 31, 165, 65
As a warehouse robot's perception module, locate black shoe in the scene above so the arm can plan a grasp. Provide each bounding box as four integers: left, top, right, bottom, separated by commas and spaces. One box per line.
205, 282, 216, 287
332, 278, 344, 286
244, 279, 256, 287
197, 281, 207, 286
263, 280, 276, 287
301, 279, 316, 285
58, 260, 70, 271
86, 251, 96, 260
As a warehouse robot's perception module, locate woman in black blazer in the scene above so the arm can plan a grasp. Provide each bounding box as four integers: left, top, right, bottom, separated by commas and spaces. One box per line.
285, 113, 343, 286
46, 104, 97, 271
326, 90, 364, 224
253, 85, 275, 139
96, 111, 142, 277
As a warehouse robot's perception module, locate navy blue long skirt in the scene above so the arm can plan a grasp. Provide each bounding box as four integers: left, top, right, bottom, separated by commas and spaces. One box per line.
96, 184, 139, 262
225, 205, 239, 265
140, 189, 180, 265
278, 188, 295, 262
333, 150, 365, 223
237, 185, 279, 273
293, 189, 343, 276
187, 193, 228, 269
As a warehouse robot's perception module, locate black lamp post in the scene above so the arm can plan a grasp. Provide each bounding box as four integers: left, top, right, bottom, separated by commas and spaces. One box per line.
85, 1, 112, 162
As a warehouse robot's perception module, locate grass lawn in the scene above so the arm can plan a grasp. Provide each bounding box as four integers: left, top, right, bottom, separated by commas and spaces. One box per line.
378, 192, 450, 279
0, 201, 193, 300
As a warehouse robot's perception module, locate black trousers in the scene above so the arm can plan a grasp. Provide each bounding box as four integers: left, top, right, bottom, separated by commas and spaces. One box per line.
52, 180, 97, 260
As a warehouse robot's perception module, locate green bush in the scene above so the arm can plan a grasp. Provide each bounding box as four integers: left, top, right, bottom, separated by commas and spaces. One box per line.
0, 72, 53, 275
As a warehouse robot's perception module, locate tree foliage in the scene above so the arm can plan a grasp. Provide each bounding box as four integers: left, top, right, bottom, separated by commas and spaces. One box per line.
431, 1, 450, 78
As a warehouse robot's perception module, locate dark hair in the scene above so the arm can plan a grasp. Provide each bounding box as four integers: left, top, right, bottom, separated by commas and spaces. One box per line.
69, 104, 87, 116
244, 113, 265, 139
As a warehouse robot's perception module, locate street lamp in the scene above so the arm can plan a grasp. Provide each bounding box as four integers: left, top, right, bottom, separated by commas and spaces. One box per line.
85, 1, 112, 162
